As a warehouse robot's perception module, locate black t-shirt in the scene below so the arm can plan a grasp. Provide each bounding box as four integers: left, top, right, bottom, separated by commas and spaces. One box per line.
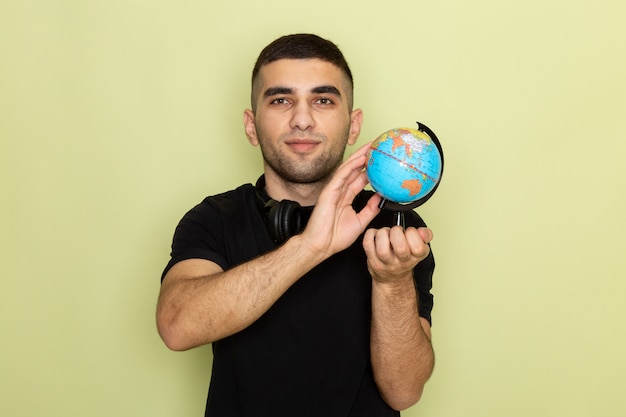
162, 182, 435, 417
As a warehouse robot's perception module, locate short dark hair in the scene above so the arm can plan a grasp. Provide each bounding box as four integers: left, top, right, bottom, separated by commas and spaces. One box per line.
250, 34, 354, 111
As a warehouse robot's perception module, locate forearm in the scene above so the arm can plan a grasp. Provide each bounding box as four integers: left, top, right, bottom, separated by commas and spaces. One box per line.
370, 277, 435, 411
157, 234, 324, 350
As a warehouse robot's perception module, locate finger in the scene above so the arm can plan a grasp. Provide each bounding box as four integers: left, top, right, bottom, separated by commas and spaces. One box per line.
389, 226, 412, 261
327, 142, 373, 193
357, 192, 382, 222
336, 144, 369, 174
363, 228, 385, 267
364, 228, 389, 258
344, 167, 367, 190
327, 155, 366, 192
346, 141, 372, 161
363, 228, 376, 254
417, 227, 433, 244
373, 228, 394, 263
405, 227, 432, 259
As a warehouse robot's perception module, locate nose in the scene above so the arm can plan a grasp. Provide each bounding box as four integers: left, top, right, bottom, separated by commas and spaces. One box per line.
289, 102, 315, 131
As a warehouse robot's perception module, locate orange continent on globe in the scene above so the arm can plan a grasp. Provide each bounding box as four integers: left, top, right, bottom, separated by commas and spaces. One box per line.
401, 179, 423, 196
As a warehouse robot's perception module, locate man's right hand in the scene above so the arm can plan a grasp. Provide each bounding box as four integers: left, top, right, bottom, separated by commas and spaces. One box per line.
300, 142, 381, 260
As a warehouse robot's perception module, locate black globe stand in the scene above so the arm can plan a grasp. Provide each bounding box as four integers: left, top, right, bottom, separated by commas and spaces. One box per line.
377, 198, 406, 228
393, 209, 406, 229
375, 122, 444, 229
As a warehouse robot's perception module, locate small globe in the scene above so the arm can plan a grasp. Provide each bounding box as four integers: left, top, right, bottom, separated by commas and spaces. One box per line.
366, 125, 443, 207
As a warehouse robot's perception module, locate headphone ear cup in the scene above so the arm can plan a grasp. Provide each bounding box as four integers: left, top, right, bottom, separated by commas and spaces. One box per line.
268, 200, 302, 244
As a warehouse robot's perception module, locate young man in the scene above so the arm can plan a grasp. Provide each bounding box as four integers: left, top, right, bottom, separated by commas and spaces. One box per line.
157, 34, 436, 417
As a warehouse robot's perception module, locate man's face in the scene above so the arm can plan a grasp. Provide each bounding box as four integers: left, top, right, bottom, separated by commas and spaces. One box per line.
244, 58, 362, 184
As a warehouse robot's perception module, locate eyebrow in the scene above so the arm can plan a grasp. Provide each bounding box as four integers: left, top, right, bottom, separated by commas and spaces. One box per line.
263, 85, 342, 98
263, 87, 293, 98
311, 85, 341, 96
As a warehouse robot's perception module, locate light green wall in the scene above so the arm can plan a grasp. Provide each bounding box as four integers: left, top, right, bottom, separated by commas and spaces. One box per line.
2, 1, 625, 416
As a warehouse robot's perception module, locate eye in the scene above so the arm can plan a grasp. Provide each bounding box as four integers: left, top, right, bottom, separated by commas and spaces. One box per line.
315, 97, 334, 106
270, 97, 290, 105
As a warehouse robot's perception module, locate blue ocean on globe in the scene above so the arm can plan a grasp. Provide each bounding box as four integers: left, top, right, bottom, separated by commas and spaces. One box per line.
366, 127, 443, 204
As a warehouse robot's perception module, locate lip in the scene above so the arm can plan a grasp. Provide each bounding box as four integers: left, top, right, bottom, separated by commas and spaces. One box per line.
284, 138, 321, 153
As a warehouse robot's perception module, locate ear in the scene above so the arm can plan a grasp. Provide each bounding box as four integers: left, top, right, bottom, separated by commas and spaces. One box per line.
243, 109, 259, 146
347, 109, 363, 146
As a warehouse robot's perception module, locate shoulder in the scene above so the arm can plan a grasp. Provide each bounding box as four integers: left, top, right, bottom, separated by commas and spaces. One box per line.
172, 182, 261, 245
203, 182, 257, 207
186, 183, 257, 218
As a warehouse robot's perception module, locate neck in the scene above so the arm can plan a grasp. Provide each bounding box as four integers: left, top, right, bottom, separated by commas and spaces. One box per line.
262, 171, 329, 206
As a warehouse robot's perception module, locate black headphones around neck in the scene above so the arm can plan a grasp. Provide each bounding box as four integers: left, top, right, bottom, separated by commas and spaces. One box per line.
255, 176, 313, 244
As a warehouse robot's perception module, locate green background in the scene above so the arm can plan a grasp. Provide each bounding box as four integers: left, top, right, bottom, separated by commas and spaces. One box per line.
2, 0, 625, 416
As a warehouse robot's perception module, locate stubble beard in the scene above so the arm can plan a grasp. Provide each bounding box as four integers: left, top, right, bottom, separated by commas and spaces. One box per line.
259, 130, 350, 185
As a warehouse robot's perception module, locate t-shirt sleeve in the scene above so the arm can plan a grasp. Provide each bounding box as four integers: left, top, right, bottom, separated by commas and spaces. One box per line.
161, 199, 229, 281
404, 209, 436, 326
414, 249, 435, 326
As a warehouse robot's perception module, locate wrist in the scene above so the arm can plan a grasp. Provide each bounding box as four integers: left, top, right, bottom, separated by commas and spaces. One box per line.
285, 233, 329, 267
371, 274, 415, 296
